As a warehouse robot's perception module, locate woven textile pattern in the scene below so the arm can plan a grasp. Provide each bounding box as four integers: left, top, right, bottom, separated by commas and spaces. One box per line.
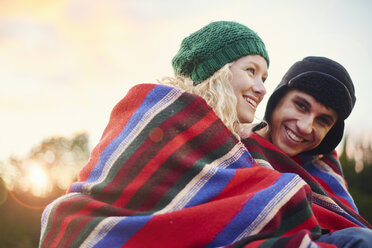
39, 84, 367, 248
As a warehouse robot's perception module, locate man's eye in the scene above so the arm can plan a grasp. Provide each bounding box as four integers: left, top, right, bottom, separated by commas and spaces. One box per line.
246, 68, 255, 74
295, 102, 307, 111
318, 117, 331, 126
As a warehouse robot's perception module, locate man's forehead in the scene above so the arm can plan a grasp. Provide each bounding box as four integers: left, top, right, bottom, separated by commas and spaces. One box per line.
286, 89, 338, 119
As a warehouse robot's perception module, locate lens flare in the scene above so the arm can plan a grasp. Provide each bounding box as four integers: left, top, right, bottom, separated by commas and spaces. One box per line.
8, 190, 45, 210
29, 164, 47, 186
27, 161, 51, 197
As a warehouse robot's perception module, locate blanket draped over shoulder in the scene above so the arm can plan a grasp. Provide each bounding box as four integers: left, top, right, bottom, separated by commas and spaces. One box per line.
39, 84, 369, 248
242, 133, 371, 233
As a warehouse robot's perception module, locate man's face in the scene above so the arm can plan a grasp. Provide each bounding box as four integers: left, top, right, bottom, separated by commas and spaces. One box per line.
269, 89, 338, 156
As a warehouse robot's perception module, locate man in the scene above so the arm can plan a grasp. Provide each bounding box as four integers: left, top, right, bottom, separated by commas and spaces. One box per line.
243, 56, 372, 247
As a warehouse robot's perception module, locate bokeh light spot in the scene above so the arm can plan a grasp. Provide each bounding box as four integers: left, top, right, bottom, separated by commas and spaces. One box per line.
149, 127, 164, 142
27, 161, 50, 197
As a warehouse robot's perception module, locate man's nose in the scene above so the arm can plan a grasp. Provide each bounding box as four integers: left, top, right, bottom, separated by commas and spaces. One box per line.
297, 116, 313, 134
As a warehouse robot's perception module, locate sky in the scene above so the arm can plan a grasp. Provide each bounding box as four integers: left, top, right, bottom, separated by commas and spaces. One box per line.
1, 0, 372, 161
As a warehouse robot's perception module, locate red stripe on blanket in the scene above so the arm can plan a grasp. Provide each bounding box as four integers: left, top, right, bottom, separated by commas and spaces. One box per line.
137, 120, 232, 211
312, 174, 355, 211
97, 93, 202, 204
52, 201, 107, 247
284, 214, 320, 236
321, 154, 343, 176
77, 84, 155, 182
122, 197, 249, 248
113, 109, 219, 207
211, 166, 282, 201
258, 189, 318, 236
43, 197, 106, 247
248, 133, 288, 156
311, 203, 360, 232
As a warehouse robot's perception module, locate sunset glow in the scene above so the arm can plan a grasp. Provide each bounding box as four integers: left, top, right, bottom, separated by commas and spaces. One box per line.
0, 1, 372, 197
27, 161, 50, 197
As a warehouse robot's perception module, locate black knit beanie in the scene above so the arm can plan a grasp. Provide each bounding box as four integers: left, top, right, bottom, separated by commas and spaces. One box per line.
263, 56, 356, 155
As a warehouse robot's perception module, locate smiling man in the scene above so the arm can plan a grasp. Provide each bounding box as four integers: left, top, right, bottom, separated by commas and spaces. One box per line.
263, 88, 338, 156
243, 56, 372, 247
254, 56, 356, 156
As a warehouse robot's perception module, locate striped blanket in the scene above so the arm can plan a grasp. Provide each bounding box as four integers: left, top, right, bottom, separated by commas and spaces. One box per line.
243, 133, 371, 232
39, 84, 367, 248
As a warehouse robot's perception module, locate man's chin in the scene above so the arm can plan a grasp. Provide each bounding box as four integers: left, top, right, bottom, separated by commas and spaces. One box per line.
277, 144, 299, 157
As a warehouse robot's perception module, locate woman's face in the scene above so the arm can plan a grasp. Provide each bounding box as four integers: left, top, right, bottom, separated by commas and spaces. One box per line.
230, 55, 268, 123
269, 89, 338, 156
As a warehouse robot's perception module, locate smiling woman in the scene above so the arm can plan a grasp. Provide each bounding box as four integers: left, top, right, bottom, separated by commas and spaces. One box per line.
229, 54, 267, 124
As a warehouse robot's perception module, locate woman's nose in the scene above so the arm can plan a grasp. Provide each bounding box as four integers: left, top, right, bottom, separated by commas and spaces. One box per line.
252, 78, 266, 96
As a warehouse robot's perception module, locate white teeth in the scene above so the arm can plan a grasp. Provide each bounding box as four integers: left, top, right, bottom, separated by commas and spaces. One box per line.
286, 128, 304, 142
244, 96, 257, 108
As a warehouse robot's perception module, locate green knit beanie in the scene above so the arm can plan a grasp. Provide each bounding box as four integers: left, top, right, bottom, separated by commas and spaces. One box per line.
172, 21, 270, 85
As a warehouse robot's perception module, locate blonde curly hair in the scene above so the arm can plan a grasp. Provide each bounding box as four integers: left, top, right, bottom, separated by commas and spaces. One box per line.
159, 63, 242, 139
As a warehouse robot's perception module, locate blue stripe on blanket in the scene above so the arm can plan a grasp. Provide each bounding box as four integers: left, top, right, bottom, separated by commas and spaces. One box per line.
70, 85, 176, 192
226, 150, 256, 169
304, 163, 358, 212
184, 168, 235, 208
206, 173, 300, 247
92, 215, 152, 247
184, 146, 254, 208
311, 196, 366, 228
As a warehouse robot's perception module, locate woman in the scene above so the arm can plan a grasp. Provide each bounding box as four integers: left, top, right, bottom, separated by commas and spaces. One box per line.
164, 20, 268, 137
40, 22, 333, 248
